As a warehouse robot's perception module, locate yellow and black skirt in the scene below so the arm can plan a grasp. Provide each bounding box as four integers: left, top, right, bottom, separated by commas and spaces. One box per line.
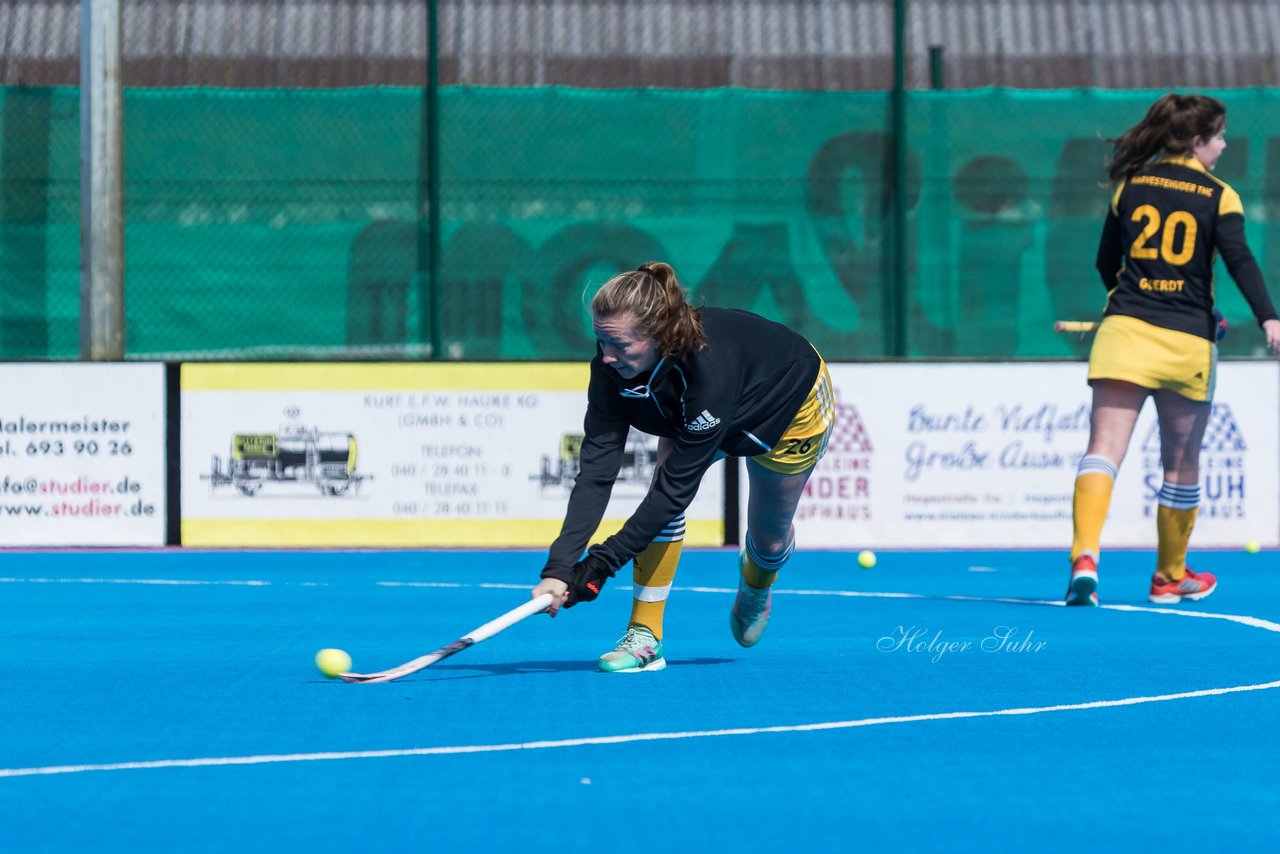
1088, 314, 1216, 402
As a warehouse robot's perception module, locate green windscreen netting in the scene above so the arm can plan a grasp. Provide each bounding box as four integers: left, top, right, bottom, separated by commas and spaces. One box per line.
3, 86, 1280, 360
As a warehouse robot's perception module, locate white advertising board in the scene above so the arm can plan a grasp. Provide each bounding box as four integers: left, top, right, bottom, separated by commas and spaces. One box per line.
0, 363, 167, 546
773, 361, 1279, 549
180, 363, 724, 547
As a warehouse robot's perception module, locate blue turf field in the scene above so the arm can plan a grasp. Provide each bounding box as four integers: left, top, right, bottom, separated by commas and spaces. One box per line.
2, 547, 1278, 852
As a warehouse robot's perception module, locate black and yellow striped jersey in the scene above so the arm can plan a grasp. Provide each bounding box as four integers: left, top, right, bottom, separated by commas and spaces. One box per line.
1095, 155, 1277, 340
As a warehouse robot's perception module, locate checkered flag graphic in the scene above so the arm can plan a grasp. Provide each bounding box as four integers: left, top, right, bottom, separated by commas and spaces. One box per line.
828, 399, 872, 454
1200, 403, 1246, 452
1140, 402, 1246, 453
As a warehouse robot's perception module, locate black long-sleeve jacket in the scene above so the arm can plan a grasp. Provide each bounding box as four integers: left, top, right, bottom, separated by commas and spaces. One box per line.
543, 307, 821, 581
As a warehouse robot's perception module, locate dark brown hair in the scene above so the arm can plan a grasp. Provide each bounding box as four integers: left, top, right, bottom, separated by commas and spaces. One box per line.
590, 262, 707, 358
1107, 93, 1226, 182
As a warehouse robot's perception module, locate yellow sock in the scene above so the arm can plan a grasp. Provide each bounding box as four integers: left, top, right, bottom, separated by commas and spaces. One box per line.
740, 550, 777, 589
1156, 482, 1200, 581
740, 531, 793, 589
629, 518, 684, 640
1071, 457, 1117, 561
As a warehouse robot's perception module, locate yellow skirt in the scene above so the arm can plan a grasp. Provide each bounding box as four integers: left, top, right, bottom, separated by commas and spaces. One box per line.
1087, 315, 1216, 402
752, 359, 835, 474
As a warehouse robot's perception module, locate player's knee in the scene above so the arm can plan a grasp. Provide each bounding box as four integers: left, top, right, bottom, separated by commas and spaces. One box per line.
745, 530, 795, 569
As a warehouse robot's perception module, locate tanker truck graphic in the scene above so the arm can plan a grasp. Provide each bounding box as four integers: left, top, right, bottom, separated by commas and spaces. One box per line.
205, 426, 368, 497
533, 427, 657, 492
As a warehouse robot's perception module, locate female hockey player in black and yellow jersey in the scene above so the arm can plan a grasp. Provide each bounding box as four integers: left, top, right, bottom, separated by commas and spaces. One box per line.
1067, 93, 1280, 607
531, 262, 835, 672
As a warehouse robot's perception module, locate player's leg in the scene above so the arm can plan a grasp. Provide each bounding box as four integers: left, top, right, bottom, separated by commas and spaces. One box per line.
627, 514, 684, 640
730, 459, 813, 647
1149, 388, 1216, 603
599, 437, 680, 673
596, 513, 679, 673
1068, 379, 1147, 605
731, 360, 834, 646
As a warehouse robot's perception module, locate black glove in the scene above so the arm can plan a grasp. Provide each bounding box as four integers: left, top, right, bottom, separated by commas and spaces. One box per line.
564, 551, 616, 608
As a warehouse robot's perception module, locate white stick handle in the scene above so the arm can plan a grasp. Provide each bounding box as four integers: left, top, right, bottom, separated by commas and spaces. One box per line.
340, 593, 554, 683
464, 593, 556, 643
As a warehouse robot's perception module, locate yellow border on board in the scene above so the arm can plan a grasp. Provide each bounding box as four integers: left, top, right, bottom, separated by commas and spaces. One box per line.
181, 363, 589, 392
182, 518, 724, 548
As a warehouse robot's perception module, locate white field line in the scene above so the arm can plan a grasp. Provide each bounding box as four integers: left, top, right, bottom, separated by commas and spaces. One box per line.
14, 574, 1280, 637
3, 678, 1279, 779
376, 582, 532, 590
1, 587, 1278, 780
0, 577, 273, 586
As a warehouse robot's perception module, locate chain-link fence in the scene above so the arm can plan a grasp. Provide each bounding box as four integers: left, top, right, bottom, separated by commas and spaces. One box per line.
3, 1, 1280, 360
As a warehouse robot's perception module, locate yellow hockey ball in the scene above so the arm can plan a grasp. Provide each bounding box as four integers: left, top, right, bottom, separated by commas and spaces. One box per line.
1244, 540, 1262, 554
857, 549, 877, 569
314, 648, 352, 679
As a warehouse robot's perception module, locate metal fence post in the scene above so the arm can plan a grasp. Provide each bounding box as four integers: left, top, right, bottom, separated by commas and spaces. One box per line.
80, 0, 124, 360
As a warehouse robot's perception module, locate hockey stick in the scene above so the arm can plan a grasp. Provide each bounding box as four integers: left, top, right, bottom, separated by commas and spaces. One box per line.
1056, 312, 1226, 339
1053, 320, 1099, 333
339, 593, 554, 683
